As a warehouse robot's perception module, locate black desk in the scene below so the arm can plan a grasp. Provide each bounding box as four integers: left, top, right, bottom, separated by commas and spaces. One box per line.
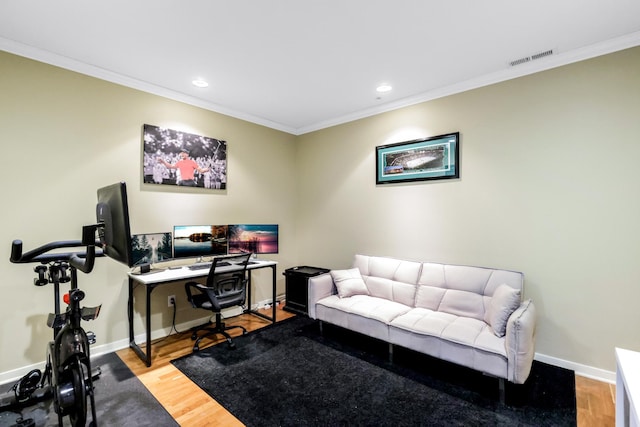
127, 259, 277, 366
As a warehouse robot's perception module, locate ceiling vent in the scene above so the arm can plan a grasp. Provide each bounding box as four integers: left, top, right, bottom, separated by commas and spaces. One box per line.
509, 49, 554, 67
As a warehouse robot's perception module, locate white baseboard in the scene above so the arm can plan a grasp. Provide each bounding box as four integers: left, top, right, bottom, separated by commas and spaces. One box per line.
0, 339, 130, 386
5, 312, 610, 388
0, 310, 240, 386
535, 353, 615, 384
251, 293, 286, 310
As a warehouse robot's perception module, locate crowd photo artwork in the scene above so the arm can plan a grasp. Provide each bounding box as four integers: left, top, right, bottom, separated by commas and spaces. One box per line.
142, 124, 227, 190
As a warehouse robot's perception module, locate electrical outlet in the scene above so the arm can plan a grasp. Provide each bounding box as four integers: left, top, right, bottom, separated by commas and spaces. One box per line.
168, 295, 175, 307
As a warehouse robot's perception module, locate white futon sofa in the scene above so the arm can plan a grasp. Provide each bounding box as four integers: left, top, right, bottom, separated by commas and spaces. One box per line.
307, 254, 537, 388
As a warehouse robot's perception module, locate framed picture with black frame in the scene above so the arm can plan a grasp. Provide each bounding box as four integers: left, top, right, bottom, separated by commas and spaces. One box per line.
375, 132, 459, 184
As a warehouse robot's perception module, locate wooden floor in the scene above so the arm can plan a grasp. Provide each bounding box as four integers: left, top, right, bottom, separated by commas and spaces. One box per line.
576, 374, 616, 427
116, 305, 616, 426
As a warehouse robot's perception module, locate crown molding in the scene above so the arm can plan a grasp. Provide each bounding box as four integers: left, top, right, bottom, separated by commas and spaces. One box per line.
3, 31, 639, 137
296, 30, 640, 135
0, 37, 298, 135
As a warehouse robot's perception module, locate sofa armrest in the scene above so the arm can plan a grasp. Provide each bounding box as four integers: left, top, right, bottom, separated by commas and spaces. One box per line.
505, 299, 537, 384
307, 273, 335, 319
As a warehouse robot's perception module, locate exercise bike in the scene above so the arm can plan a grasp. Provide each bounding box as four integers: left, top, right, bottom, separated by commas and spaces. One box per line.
4, 225, 102, 427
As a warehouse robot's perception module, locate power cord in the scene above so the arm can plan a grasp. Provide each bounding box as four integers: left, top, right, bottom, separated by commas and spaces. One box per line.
169, 297, 184, 334
151, 297, 185, 344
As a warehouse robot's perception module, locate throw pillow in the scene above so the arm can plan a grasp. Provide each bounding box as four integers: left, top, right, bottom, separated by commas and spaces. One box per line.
487, 284, 521, 337
330, 268, 369, 298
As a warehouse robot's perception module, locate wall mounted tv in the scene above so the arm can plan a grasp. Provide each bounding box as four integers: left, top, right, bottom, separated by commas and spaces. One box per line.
173, 225, 228, 259
228, 224, 279, 255
131, 232, 173, 266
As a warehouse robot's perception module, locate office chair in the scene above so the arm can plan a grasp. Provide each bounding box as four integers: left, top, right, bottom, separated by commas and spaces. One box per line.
184, 253, 252, 351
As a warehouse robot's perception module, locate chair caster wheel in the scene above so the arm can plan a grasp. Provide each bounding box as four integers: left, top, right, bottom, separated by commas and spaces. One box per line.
228, 342, 236, 349
191, 333, 197, 340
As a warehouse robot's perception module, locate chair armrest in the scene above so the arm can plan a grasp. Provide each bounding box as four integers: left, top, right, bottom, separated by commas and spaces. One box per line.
307, 273, 335, 319
184, 281, 199, 307
505, 299, 537, 384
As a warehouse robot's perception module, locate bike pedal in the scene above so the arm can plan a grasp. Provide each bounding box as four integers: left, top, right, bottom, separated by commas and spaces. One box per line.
86, 331, 97, 344
14, 369, 42, 402
91, 366, 102, 381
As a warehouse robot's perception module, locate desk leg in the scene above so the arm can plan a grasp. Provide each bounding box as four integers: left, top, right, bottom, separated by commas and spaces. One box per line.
247, 270, 252, 315
245, 265, 277, 324
128, 277, 134, 346
271, 264, 276, 322
128, 279, 154, 367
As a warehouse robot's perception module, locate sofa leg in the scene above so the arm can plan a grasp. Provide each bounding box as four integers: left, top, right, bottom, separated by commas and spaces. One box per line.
319, 320, 323, 336
498, 378, 506, 404
388, 343, 394, 363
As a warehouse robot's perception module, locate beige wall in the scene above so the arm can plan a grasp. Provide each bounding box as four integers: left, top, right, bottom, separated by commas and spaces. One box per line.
0, 51, 297, 376
1, 46, 639, 379
295, 46, 640, 375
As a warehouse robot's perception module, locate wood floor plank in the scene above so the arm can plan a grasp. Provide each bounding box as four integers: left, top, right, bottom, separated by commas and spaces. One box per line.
575, 375, 615, 427
116, 305, 615, 426
116, 305, 294, 426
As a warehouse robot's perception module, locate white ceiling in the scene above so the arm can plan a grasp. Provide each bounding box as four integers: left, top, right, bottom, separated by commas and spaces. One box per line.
1, 1, 640, 135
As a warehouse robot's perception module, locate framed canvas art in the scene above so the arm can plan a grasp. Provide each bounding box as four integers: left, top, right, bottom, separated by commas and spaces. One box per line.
142, 124, 227, 189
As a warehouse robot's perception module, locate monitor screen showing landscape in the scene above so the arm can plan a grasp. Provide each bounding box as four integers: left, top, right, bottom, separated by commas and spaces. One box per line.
228, 224, 278, 254
131, 232, 173, 266
173, 225, 228, 259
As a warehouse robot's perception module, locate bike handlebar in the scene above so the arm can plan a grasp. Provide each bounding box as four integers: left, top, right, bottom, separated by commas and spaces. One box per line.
69, 247, 96, 274
10, 239, 104, 263
10, 233, 104, 275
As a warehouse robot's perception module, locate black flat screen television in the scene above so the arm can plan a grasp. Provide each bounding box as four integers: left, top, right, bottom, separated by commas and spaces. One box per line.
173, 225, 228, 259
228, 224, 278, 254
96, 182, 134, 267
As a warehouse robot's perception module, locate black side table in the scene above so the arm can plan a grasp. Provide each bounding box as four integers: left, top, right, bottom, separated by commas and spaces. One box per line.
283, 266, 330, 315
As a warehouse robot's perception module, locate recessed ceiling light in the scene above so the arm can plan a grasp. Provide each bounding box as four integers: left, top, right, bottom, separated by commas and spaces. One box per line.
192, 79, 209, 88
376, 84, 392, 93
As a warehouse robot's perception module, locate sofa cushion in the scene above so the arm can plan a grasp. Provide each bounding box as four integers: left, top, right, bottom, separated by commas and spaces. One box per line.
353, 254, 422, 284
317, 294, 411, 324
416, 263, 523, 322
330, 268, 370, 298
364, 276, 418, 306
485, 284, 521, 337
390, 308, 506, 356
353, 254, 421, 306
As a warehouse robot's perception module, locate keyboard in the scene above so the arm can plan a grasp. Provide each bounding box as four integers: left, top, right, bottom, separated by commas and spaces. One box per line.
187, 261, 231, 270
188, 263, 211, 270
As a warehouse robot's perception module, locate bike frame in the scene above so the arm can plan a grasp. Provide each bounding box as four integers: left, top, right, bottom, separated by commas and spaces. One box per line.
8, 225, 103, 427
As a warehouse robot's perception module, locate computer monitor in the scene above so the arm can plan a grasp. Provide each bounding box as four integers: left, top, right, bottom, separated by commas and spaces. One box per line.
131, 232, 173, 266
173, 225, 228, 259
228, 224, 278, 254
96, 182, 134, 267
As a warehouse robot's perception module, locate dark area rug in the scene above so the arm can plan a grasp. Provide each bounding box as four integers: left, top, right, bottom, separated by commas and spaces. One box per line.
0, 352, 177, 427
172, 316, 576, 427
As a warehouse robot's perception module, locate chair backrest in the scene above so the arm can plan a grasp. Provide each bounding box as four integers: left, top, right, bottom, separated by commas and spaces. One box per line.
205, 253, 252, 310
